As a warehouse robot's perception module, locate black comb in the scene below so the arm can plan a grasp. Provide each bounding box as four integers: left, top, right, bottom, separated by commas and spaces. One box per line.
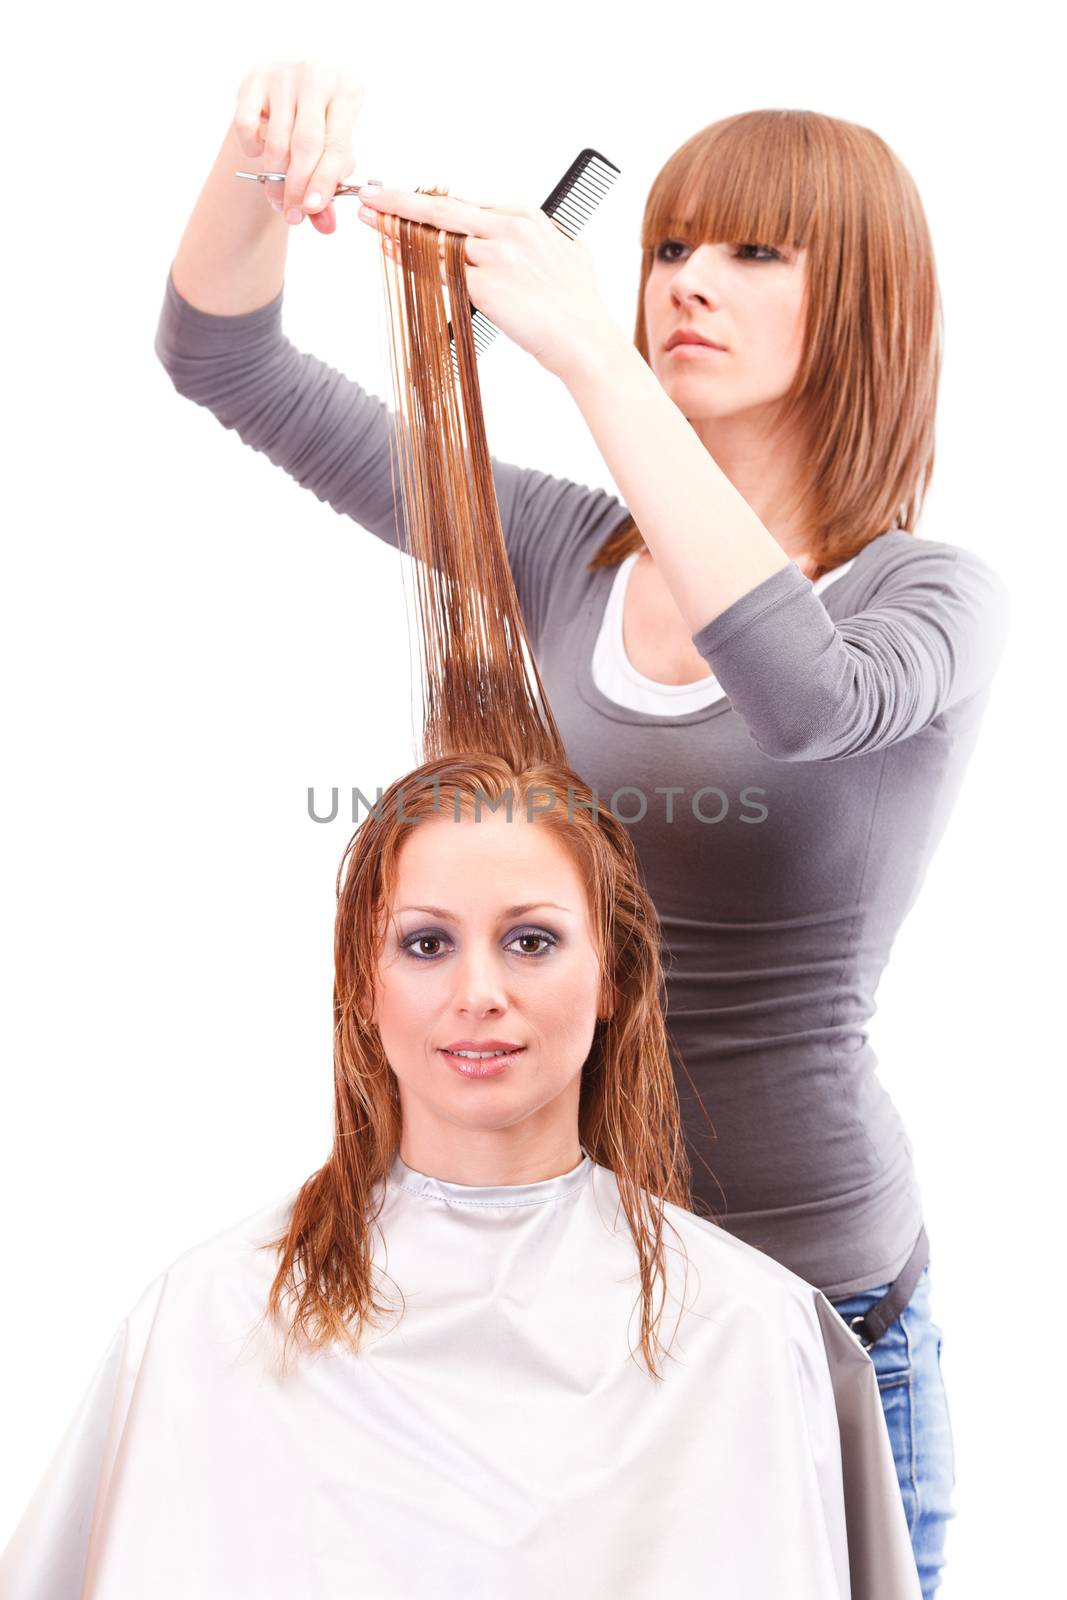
447, 148, 621, 376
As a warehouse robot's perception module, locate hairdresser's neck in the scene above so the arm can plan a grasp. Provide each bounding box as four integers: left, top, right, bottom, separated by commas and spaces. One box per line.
552, 321, 823, 629
685, 410, 815, 576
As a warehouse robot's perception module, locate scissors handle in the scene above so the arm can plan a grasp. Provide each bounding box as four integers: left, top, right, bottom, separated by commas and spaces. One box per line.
234, 170, 379, 196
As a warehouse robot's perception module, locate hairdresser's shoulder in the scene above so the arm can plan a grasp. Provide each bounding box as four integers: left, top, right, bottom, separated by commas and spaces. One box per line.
850, 526, 1010, 606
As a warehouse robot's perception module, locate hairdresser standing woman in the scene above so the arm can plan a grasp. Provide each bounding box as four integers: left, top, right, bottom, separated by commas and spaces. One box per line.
155, 62, 1009, 1599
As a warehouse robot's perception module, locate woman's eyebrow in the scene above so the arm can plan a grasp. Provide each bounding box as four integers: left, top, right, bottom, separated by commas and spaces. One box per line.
394, 902, 571, 919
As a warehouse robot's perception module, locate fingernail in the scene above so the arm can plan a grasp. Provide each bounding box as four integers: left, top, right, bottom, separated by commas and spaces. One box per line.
285, 207, 303, 224
305, 191, 322, 211
268, 198, 284, 214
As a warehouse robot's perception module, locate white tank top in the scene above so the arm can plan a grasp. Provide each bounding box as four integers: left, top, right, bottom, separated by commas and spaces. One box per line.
592, 551, 857, 715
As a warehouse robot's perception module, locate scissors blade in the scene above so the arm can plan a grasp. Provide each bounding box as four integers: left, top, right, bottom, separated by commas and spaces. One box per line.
234, 170, 376, 195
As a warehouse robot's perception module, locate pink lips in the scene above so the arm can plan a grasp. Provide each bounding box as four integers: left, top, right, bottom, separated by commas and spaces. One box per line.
440, 1046, 526, 1079
442, 1038, 522, 1052
665, 329, 727, 355
668, 344, 726, 356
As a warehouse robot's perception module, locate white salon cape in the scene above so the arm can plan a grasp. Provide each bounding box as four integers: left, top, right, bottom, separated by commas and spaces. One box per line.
0, 1152, 922, 1598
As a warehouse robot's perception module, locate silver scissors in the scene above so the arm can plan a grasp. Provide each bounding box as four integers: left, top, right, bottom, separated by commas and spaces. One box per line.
235, 170, 382, 196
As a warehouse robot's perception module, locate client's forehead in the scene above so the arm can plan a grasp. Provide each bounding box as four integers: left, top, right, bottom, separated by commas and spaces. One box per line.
389, 813, 587, 918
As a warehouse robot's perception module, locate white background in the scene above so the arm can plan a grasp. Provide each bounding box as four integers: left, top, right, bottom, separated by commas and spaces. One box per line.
1, 2, 1061, 1592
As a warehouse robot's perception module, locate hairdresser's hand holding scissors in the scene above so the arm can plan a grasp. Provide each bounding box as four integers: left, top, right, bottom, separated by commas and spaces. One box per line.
233, 59, 367, 235
355, 187, 617, 379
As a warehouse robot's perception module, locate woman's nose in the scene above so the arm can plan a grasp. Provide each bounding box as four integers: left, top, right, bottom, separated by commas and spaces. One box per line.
451, 947, 508, 1014
670, 245, 722, 308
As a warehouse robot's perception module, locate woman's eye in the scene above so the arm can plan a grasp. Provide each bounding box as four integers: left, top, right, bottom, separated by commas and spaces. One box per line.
735, 243, 781, 261
400, 929, 557, 962
403, 934, 449, 959
654, 240, 781, 263
504, 931, 556, 958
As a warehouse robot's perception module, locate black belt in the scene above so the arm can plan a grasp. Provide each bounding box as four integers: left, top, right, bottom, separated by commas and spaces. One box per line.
846, 1225, 930, 1349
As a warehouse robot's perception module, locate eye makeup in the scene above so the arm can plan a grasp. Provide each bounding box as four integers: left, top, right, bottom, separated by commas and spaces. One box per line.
654, 240, 784, 263
399, 926, 560, 962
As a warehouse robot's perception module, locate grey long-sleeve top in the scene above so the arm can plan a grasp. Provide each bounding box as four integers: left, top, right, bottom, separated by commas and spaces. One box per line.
154, 268, 1009, 1296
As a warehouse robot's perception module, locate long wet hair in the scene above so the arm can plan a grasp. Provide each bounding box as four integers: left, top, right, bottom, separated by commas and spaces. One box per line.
255, 190, 713, 1382
589, 108, 942, 581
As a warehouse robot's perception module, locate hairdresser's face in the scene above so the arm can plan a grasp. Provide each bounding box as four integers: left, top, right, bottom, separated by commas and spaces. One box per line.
643, 236, 808, 424
371, 811, 605, 1160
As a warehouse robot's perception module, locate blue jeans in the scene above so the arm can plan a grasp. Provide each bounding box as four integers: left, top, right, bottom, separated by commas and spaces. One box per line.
828, 1264, 956, 1599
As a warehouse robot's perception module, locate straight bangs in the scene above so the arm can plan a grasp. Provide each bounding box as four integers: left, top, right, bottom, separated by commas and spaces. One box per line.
639, 112, 818, 258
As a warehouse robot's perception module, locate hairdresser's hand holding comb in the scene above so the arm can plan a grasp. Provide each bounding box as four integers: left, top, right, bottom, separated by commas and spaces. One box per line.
356, 188, 617, 378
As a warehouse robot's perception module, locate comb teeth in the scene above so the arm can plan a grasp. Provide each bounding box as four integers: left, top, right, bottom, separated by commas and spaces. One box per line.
448, 148, 620, 379
538, 149, 621, 238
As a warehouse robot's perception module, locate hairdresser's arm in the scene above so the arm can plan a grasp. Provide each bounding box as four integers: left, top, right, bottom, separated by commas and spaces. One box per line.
158, 125, 551, 561
555, 328, 1010, 760
155, 268, 416, 549
158, 126, 403, 547
156, 264, 573, 578
170, 123, 291, 315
